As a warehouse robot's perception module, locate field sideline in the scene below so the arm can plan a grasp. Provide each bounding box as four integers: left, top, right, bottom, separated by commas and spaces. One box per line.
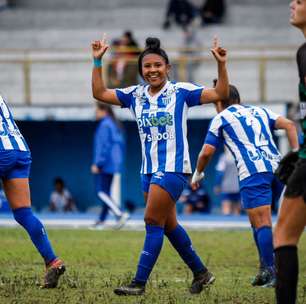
0, 228, 305, 304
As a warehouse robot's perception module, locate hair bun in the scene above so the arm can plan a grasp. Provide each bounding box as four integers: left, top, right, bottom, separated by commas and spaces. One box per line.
145, 37, 160, 50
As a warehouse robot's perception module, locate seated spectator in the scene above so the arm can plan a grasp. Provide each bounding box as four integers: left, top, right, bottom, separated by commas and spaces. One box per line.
178, 184, 211, 214
214, 148, 241, 215
49, 177, 77, 212
201, 0, 226, 25
108, 31, 140, 88
163, 0, 197, 30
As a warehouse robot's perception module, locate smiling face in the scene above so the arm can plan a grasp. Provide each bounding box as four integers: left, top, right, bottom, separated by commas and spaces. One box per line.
141, 53, 170, 90
290, 0, 306, 32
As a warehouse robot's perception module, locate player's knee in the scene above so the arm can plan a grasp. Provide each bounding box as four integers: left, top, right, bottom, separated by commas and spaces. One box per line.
144, 216, 163, 226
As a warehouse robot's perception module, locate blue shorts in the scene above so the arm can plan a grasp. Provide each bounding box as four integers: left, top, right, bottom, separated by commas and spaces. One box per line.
0, 150, 31, 180
141, 172, 188, 202
240, 172, 284, 209
95, 172, 113, 195
221, 192, 241, 202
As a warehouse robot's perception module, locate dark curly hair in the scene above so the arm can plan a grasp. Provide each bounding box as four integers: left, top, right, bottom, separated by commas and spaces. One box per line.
138, 37, 170, 78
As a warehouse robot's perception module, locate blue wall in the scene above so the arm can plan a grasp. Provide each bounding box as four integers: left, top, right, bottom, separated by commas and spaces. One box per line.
18, 119, 220, 211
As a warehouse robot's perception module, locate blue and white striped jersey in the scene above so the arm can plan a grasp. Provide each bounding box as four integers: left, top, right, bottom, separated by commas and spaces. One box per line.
116, 81, 204, 174
205, 104, 281, 181
0, 95, 29, 152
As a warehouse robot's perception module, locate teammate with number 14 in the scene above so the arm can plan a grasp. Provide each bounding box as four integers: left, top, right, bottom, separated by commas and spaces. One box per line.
191, 85, 298, 287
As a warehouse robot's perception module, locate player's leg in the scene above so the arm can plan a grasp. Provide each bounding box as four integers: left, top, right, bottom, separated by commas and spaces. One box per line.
165, 206, 215, 294
114, 183, 173, 295
4, 177, 65, 288
95, 172, 128, 227
241, 173, 280, 287
274, 196, 306, 304
274, 160, 306, 304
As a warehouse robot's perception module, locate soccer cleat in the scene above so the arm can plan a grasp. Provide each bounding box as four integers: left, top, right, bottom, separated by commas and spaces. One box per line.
115, 212, 130, 230
251, 267, 266, 286
189, 270, 215, 294
260, 268, 276, 288
114, 280, 145, 296
252, 267, 276, 288
42, 258, 66, 288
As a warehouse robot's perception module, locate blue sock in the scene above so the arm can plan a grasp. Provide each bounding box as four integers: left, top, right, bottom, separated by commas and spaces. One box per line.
99, 205, 109, 222
256, 226, 274, 268
134, 225, 164, 285
166, 225, 206, 275
252, 226, 264, 267
13, 207, 57, 264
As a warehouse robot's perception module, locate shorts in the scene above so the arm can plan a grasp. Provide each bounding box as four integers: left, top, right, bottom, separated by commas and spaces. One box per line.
141, 171, 188, 202
95, 172, 113, 195
221, 192, 241, 202
284, 159, 306, 203
0, 150, 31, 180
240, 172, 284, 210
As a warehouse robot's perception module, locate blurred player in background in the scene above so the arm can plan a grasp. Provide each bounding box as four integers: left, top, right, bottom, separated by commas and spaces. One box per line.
91, 34, 229, 295
191, 85, 298, 287
0, 94, 65, 288
214, 147, 241, 215
91, 102, 129, 229
274, 1, 306, 303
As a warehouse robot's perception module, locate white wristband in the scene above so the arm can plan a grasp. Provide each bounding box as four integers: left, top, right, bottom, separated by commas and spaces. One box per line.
191, 170, 205, 184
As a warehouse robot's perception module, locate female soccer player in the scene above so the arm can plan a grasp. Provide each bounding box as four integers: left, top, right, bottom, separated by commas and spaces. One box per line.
91, 35, 229, 295
274, 1, 306, 303
92, 102, 129, 228
0, 94, 65, 288
191, 85, 298, 288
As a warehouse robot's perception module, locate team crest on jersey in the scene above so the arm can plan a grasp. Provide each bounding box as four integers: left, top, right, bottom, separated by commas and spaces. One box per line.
161, 96, 171, 106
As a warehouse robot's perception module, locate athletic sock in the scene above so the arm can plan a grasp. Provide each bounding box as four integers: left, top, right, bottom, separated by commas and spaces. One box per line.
13, 207, 57, 264
166, 224, 206, 275
252, 226, 264, 268
134, 225, 164, 285
275, 246, 298, 304
99, 205, 109, 222
256, 226, 274, 268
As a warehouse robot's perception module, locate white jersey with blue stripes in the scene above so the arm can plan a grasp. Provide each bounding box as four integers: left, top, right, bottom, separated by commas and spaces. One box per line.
116, 81, 204, 174
205, 104, 281, 181
0, 95, 29, 152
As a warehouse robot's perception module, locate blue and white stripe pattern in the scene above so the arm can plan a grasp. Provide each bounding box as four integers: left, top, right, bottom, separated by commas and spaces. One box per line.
205, 104, 281, 181
0, 95, 29, 151
116, 81, 204, 174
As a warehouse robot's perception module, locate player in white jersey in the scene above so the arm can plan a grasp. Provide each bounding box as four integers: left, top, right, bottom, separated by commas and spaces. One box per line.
91, 35, 229, 295
0, 95, 65, 288
191, 85, 299, 287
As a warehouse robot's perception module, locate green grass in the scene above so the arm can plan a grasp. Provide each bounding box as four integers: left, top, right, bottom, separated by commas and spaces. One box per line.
0, 228, 305, 304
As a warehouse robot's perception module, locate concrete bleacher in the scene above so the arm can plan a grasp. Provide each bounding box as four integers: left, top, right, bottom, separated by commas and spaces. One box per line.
0, 0, 303, 106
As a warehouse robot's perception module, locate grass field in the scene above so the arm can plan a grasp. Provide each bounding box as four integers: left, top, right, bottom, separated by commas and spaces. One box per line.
0, 228, 305, 304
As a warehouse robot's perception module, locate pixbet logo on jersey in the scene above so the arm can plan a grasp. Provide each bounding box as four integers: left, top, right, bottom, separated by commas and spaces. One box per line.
137, 113, 173, 128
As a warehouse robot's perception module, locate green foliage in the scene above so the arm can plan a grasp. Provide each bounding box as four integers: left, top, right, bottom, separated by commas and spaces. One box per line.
0, 229, 305, 304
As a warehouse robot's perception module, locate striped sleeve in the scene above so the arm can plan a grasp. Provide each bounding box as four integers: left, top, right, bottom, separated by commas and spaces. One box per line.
204, 115, 223, 148
115, 85, 137, 108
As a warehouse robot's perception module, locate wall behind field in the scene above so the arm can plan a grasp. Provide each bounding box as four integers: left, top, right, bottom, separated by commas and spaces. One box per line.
17, 119, 219, 212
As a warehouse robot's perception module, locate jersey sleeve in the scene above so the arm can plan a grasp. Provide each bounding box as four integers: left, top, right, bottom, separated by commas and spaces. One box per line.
204, 115, 223, 148
177, 82, 204, 107
115, 85, 137, 108
262, 108, 280, 130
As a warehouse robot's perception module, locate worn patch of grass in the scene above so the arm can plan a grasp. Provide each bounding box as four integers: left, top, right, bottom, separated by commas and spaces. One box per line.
0, 228, 305, 304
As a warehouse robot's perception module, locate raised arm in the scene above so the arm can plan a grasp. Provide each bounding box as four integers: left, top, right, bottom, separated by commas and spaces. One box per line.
92, 35, 122, 106
200, 37, 229, 104
275, 116, 299, 151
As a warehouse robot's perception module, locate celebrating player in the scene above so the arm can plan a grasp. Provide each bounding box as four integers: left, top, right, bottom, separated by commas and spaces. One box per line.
91, 35, 229, 295
191, 85, 299, 287
0, 94, 65, 288
274, 0, 306, 303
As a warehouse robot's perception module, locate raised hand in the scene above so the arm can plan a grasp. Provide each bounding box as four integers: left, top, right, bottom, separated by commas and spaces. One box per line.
211, 36, 227, 64
91, 33, 109, 60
